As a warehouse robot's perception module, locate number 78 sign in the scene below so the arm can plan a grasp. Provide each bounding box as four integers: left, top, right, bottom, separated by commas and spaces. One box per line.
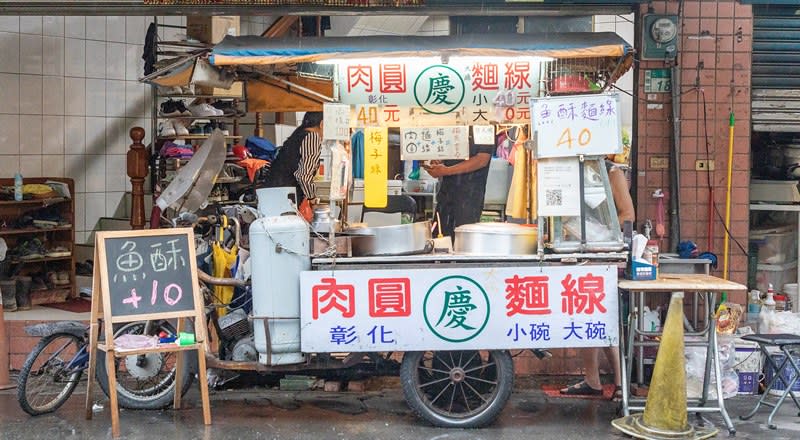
530, 93, 622, 159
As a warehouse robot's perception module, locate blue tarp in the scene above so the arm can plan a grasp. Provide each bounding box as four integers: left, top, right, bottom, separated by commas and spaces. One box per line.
210, 32, 632, 66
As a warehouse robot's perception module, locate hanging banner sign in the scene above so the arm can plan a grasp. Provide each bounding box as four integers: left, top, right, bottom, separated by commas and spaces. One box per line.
400, 126, 469, 160
363, 127, 388, 208
339, 59, 541, 124
300, 265, 619, 352
323, 103, 351, 141
537, 157, 581, 217
531, 93, 622, 159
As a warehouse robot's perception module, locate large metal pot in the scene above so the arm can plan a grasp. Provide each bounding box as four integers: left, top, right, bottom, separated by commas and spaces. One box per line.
347, 221, 433, 256
454, 223, 538, 255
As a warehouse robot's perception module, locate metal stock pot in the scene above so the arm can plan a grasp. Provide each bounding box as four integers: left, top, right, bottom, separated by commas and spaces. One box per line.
453, 223, 538, 255
346, 221, 433, 256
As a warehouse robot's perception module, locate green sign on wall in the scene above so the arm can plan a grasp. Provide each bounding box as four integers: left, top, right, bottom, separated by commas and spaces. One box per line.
644, 69, 672, 94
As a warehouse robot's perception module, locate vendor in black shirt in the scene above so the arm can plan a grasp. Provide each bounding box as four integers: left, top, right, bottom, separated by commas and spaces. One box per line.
423, 132, 494, 238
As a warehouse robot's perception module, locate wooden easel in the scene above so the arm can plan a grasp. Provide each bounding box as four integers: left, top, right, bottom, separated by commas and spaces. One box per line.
84, 229, 211, 438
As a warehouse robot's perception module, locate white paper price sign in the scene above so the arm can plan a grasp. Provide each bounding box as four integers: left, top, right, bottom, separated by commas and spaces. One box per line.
323, 103, 351, 141
400, 126, 469, 160
473, 125, 496, 145
300, 265, 619, 352
537, 157, 581, 217
531, 94, 622, 159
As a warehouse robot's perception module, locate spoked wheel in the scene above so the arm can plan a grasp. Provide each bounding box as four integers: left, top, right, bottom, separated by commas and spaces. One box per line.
96, 321, 195, 410
400, 350, 514, 428
17, 333, 85, 416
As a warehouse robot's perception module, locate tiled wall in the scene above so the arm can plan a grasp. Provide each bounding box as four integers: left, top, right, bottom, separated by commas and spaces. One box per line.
636, 0, 752, 297
0, 16, 152, 244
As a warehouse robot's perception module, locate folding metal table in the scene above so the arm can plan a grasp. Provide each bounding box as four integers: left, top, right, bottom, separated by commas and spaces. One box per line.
618, 274, 746, 436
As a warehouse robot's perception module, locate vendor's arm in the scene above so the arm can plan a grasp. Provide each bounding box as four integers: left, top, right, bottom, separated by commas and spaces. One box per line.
608, 166, 635, 224
294, 131, 322, 200
424, 153, 491, 177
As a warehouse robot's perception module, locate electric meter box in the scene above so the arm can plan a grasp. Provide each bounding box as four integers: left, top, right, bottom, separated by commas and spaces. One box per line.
642, 15, 679, 60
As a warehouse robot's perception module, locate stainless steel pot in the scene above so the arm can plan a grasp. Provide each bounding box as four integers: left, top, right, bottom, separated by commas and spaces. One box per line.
347, 221, 433, 256
310, 206, 340, 233
453, 223, 538, 255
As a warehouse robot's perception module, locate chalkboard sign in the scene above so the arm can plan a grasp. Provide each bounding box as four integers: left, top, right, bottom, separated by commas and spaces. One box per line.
95, 228, 201, 322
104, 234, 195, 317
87, 228, 211, 436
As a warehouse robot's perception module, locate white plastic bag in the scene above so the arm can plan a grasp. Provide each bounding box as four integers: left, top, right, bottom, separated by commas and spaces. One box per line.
685, 335, 739, 400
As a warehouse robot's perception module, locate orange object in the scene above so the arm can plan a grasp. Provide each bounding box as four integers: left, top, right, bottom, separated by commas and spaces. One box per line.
298, 199, 313, 222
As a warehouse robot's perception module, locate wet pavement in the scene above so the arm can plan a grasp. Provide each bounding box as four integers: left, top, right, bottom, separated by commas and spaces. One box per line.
1, 378, 799, 440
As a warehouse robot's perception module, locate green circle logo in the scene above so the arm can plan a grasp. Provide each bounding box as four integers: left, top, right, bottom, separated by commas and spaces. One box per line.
423, 275, 490, 343
413, 65, 465, 115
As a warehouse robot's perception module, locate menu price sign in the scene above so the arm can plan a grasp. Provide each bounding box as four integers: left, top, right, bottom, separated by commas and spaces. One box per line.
531, 93, 622, 159
364, 127, 389, 208
86, 228, 210, 437
400, 126, 469, 160
323, 103, 351, 141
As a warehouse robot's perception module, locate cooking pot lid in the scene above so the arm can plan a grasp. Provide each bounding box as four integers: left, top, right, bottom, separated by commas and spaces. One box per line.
455, 222, 537, 235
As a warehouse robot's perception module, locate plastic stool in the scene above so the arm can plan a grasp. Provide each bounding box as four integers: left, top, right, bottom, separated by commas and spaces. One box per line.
739, 333, 800, 429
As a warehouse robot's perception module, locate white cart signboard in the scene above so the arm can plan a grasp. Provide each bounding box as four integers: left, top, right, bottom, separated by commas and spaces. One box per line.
300, 265, 618, 352
531, 93, 623, 159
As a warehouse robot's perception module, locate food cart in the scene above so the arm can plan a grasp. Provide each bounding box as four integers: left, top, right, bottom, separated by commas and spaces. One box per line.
149, 31, 637, 428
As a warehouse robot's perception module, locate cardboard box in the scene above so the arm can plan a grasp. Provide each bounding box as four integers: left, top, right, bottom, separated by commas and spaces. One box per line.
197, 81, 244, 97
187, 16, 240, 44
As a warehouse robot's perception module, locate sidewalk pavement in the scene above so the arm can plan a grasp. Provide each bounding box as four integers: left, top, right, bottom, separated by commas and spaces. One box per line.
1, 376, 799, 439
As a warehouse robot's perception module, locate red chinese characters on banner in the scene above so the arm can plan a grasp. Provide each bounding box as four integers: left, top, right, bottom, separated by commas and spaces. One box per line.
348, 64, 373, 93
379, 64, 406, 93
312, 278, 355, 319
560, 273, 607, 315
368, 278, 411, 317
505, 275, 552, 316
471, 62, 499, 91
504, 61, 531, 90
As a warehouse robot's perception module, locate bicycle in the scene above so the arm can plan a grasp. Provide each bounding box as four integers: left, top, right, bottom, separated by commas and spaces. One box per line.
16, 319, 192, 416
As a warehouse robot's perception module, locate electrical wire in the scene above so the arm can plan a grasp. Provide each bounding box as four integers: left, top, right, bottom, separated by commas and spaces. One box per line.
700, 89, 749, 257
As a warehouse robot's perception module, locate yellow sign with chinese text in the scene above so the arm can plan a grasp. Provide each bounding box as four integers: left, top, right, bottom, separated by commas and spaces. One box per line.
363, 127, 388, 208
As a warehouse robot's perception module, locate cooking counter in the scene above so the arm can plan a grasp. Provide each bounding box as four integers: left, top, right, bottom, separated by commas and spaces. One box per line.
312, 251, 628, 270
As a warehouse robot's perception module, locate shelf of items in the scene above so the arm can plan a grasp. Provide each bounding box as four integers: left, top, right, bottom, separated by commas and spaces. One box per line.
157, 135, 243, 141
148, 18, 248, 209
0, 177, 76, 306
0, 226, 72, 236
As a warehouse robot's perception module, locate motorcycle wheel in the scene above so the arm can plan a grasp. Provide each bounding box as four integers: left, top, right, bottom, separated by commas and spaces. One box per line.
400, 350, 514, 428
95, 321, 196, 410
17, 333, 85, 416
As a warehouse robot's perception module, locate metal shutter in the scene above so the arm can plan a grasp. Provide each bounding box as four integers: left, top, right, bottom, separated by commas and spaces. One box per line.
752, 5, 800, 132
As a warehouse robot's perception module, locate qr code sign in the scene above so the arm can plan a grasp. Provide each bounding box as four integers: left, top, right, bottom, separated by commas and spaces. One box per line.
546, 189, 563, 206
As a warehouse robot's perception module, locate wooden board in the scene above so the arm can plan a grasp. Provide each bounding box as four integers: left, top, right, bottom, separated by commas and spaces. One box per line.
618, 273, 747, 292
85, 228, 211, 437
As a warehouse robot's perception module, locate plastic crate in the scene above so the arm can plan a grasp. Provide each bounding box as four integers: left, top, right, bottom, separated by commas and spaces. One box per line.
756, 261, 797, 293
738, 372, 759, 394
750, 225, 797, 264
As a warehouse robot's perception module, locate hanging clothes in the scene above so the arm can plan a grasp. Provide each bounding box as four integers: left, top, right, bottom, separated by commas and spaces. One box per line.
351, 129, 364, 179
212, 242, 238, 317
505, 129, 530, 219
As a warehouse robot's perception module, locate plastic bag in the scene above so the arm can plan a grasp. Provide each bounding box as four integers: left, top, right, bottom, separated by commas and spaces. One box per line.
769, 311, 800, 334
685, 335, 739, 400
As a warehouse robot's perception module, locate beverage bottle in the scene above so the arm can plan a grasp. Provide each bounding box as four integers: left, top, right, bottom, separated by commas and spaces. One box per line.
747, 289, 761, 323
759, 285, 776, 333
14, 172, 23, 201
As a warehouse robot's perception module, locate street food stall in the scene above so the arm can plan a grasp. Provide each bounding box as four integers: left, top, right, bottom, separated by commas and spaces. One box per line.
142, 31, 637, 428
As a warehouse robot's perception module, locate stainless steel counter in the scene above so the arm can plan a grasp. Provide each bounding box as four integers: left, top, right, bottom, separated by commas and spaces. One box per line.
312, 251, 628, 270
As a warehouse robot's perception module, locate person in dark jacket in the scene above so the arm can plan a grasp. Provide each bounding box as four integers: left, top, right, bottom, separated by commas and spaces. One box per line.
263, 111, 324, 204
423, 134, 493, 238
